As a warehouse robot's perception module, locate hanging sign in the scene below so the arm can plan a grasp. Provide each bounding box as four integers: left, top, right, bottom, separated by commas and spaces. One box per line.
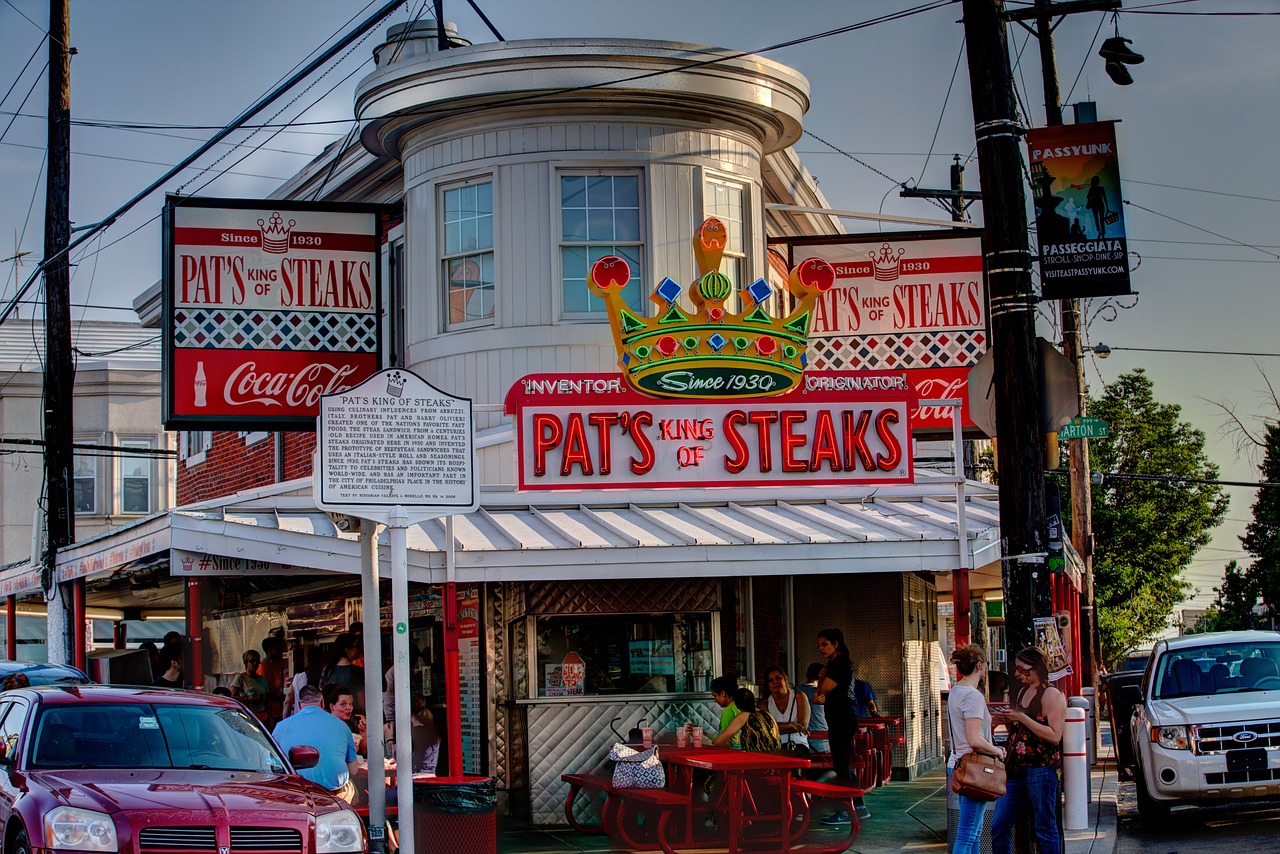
162, 196, 388, 430
1026, 121, 1133, 299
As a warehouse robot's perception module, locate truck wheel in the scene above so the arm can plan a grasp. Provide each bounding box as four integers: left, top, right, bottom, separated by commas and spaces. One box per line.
1134, 770, 1171, 823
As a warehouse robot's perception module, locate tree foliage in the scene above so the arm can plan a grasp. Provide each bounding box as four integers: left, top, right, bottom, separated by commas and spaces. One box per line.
1189, 561, 1259, 633
1242, 422, 1280, 619
1081, 370, 1228, 669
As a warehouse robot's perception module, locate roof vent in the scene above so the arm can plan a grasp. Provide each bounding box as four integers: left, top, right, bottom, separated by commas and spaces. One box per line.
374, 20, 471, 66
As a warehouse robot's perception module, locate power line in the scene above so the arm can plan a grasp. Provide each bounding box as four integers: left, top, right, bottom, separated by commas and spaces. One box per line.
0, 140, 293, 181
1098, 472, 1279, 489
1096, 345, 1280, 358
1123, 200, 1280, 260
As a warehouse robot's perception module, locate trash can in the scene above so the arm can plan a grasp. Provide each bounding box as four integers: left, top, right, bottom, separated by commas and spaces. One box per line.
413, 776, 497, 854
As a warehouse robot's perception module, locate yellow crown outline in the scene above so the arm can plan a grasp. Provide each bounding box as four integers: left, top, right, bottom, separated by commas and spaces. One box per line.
588, 217, 835, 399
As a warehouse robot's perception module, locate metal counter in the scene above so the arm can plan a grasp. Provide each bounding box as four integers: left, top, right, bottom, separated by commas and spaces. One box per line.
518, 693, 720, 826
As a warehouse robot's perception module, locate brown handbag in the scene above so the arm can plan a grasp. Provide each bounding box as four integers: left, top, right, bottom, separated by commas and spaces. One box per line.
950, 751, 1006, 801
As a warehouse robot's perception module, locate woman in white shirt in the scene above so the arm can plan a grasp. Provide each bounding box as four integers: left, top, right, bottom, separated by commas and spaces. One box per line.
761, 665, 810, 754
947, 644, 1006, 854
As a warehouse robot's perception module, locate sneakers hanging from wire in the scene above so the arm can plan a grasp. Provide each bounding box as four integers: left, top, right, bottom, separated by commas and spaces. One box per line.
1100, 14, 1144, 86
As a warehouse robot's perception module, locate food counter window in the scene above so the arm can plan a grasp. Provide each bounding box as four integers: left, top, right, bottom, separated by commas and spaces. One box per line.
534, 613, 714, 697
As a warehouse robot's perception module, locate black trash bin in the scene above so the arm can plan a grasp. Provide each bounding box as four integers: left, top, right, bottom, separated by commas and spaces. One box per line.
412, 776, 496, 854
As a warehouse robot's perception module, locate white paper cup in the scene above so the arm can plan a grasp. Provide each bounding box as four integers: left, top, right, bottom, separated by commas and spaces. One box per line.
641, 727, 654, 748
675, 727, 689, 748
691, 726, 703, 747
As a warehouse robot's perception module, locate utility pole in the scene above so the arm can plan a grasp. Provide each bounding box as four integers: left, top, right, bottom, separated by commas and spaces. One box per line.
43, 0, 75, 665
900, 155, 982, 224
1017, 0, 1120, 691
961, 0, 1048, 661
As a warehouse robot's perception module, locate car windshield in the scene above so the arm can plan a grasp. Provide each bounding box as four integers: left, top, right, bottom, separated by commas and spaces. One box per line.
1153, 640, 1280, 699
30, 703, 290, 773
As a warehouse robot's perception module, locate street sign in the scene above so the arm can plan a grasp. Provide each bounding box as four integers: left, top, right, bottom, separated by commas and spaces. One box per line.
1059, 416, 1109, 440
316, 367, 477, 526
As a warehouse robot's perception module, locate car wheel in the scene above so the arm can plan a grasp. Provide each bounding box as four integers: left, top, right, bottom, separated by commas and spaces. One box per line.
1134, 768, 1171, 824
12, 827, 31, 854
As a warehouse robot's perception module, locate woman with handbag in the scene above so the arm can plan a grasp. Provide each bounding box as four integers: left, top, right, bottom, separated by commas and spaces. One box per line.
991, 647, 1067, 854
947, 645, 1005, 854
761, 665, 810, 756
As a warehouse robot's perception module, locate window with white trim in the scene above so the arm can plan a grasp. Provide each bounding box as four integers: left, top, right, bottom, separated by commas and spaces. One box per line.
704, 177, 749, 312
560, 173, 645, 316
118, 439, 154, 515
238, 431, 270, 446
441, 179, 494, 329
181, 431, 210, 467
72, 451, 97, 516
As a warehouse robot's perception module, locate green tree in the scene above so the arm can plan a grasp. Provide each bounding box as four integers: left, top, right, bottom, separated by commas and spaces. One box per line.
1241, 422, 1280, 619
1083, 370, 1228, 669
1188, 560, 1259, 633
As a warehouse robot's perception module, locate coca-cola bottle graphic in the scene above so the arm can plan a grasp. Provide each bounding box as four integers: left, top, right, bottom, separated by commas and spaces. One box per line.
194, 361, 207, 407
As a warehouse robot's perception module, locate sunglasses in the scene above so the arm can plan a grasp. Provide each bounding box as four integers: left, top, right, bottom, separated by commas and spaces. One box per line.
1015, 664, 1034, 674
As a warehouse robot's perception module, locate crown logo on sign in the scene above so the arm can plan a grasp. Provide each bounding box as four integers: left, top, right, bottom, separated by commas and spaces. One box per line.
386, 370, 405, 397
258, 212, 296, 255
588, 217, 834, 399
180, 555, 195, 573
869, 243, 905, 281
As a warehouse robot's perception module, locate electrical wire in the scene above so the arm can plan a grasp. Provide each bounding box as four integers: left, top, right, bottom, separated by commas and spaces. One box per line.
0, 139, 293, 181
1061, 12, 1107, 107
1, 0, 68, 46
0, 34, 44, 113
1122, 200, 1280, 260
1123, 179, 1279, 204
0, 61, 46, 146
916, 35, 966, 186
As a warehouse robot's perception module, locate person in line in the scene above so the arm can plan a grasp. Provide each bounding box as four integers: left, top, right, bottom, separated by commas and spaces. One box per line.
346, 622, 366, 668
708, 675, 741, 748
761, 665, 809, 755
814, 628, 868, 822
322, 683, 367, 755
231, 649, 268, 721
284, 646, 327, 719
139, 640, 160, 678
259, 635, 288, 727
152, 652, 183, 688
796, 662, 829, 754
948, 644, 1005, 854
852, 669, 882, 720
991, 647, 1067, 854
714, 687, 780, 752
324, 634, 366, 713
272, 684, 359, 803
385, 696, 443, 804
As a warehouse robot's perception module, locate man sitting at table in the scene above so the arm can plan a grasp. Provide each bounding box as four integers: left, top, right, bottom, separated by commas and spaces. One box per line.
273, 684, 359, 803
709, 675, 741, 748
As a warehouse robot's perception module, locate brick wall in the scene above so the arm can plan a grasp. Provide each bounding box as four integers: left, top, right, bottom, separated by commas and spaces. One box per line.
177, 432, 315, 504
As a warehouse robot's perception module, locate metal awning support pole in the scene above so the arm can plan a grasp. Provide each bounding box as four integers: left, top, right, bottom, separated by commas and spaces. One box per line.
6, 596, 15, 660
389, 507, 415, 854
444, 515, 463, 775
361, 526, 386, 854
946, 399, 972, 648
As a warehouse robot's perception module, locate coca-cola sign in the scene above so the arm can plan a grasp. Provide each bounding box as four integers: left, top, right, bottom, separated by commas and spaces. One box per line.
163, 196, 389, 430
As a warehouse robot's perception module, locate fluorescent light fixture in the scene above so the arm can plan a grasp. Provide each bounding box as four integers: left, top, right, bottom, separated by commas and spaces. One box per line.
141, 611, 186, 621
14, 605, 125, 621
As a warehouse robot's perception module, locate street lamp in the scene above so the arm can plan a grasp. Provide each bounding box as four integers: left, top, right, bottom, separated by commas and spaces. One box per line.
1091, 343, 1111, 359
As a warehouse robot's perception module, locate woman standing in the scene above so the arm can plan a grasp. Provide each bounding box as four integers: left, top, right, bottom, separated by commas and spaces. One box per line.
761, 665, 810, 755
991, 647, 1067, 854
814, 628, 867, 822
231, 650, 268, 721
948, 645, 1005, 854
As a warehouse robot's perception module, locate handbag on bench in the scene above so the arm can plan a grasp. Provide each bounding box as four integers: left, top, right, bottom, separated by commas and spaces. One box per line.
609, 743, 666, 789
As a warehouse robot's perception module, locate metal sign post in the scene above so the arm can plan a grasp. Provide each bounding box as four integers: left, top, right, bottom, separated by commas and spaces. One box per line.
316, 368, 477, 854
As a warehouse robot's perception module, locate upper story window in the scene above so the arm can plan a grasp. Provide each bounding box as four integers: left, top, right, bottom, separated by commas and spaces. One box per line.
441, 180, 494, 329
118, 439, 154, 515
73, 451, 97, 515
181, 431, 210, 468
704, 177, 748, 312
560, 173, 644, 316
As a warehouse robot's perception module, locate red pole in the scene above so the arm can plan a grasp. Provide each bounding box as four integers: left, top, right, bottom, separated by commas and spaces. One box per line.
6, 596, 15, 660
187, 578, 203, 689
952, 568, 971, 647
72, 580, 86, 670
443, 579, 463, 775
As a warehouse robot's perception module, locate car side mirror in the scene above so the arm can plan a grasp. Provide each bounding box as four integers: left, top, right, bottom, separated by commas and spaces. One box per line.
288, 745, 320, 770
1118, 684, 1142, 704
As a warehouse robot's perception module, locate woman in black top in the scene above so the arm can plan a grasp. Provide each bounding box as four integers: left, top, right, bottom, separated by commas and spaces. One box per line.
814, 628, 866, 822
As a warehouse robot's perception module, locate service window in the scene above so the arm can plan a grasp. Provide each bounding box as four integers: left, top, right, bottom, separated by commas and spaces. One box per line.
533, 612, 714, 697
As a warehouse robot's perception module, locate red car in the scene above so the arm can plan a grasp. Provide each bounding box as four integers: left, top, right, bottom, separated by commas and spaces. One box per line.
0, 685, 365, 854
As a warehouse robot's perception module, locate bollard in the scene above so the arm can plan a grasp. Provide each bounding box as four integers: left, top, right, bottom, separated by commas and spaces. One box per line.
1063, 705, 1088, 830
1081, 687, 1098, 766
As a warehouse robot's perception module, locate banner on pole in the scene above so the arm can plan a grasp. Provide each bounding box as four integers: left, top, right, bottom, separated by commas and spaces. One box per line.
1026, 121, 1133, 299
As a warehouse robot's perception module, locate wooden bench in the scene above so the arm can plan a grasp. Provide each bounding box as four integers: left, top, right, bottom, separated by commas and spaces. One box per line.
790, 779, 864, 854
561, 772, 616, 834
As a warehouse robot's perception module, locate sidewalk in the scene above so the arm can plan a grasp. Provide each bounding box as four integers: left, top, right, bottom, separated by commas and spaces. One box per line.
1065, 723, 1120, 854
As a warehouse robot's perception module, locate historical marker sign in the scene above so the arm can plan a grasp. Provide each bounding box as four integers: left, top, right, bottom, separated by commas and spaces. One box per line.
316, 368, 477, 524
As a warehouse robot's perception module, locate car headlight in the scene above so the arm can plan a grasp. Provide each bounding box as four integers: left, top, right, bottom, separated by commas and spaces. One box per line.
315, 809, 365, 854
44, 807, 118, 852
1152, 725, 1190, 750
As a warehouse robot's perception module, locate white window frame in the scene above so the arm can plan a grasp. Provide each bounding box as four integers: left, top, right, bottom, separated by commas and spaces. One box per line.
382, 222, 406, 365
238, 431, 270, 446
702, 174, 751, 313
439, 176, 496, 331
72, 436, 100, 517
557, 169, 646, 319
116, 436, 155, 516
181, 431, 211, 468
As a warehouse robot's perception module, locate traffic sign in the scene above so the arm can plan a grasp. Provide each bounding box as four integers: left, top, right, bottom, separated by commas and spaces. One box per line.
1059, 416, 1109, 440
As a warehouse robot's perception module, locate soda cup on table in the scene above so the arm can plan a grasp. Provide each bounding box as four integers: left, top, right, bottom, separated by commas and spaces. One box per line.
675, 726, 689, 748
691, 726, 703, 747
641, 727, 654, 749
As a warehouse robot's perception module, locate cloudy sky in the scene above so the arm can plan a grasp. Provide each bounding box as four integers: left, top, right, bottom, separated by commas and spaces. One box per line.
1, 0, 1277, 613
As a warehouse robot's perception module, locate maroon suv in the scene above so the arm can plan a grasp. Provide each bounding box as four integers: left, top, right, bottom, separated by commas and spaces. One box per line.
0, 685, 365, 854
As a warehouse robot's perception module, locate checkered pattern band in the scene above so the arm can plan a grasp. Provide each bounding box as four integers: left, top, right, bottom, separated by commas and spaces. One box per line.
809, 331, 987, 371
174, 309, 378, 352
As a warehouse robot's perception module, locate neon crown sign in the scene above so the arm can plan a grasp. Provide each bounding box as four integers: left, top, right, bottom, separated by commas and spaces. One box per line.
588, 217, 834, 399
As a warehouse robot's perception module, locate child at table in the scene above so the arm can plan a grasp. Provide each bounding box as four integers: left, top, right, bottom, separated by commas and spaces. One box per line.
709, 675, 741, 748
714, 688, 781, 753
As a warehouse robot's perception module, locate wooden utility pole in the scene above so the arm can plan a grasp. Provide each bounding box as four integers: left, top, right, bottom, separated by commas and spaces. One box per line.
961, 0, 1048, 661
43, 0, 75, 664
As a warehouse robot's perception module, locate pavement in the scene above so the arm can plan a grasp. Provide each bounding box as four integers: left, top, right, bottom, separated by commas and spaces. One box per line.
492, 724, 1121, 853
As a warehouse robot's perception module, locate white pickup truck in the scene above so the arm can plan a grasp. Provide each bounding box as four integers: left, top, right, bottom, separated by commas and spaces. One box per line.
1115, 630, 1280, 820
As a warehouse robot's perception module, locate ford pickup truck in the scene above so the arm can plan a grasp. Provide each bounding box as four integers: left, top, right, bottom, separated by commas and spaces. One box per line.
1113, 630, 1280, 820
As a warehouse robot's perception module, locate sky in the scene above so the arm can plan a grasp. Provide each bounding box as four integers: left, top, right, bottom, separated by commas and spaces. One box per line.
1, 0, 1277, 614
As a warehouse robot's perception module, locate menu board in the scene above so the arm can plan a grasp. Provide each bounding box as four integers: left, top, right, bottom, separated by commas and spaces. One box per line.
458, 586, 482, 774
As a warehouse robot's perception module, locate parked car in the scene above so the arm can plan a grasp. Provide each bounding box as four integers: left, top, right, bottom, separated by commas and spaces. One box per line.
1114, 630, 1280, 820
0, 660, 90, 687
0, 685, 365, 854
